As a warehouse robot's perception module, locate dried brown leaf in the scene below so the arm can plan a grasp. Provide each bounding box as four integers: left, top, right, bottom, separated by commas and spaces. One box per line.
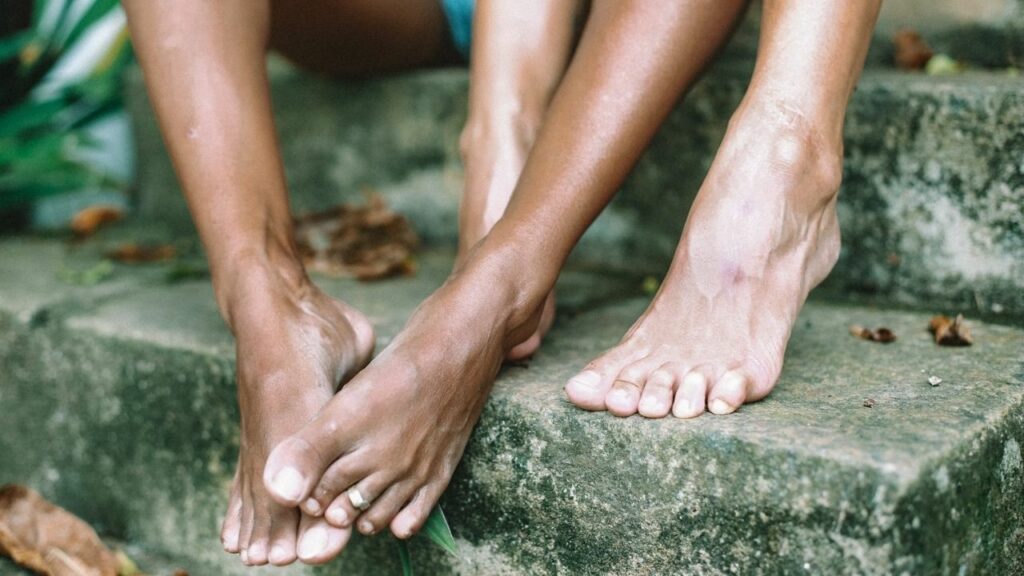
105, 244, 176, 264
0, 485, 119, 576
929, 314, 973, 346
849, 324, 897, 343
293, 193, 419, 281
70, 206, 123, 238
893, 29, 934, 70
863, 398, 876, 408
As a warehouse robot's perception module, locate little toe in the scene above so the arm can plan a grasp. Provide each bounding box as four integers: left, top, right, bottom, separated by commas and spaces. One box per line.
605, 362, 652, 417
390, 482, 445, 540
297, 516, 351, 565
220, 490, 243, 553
673, 369, 709, 418
637, 367, 677, 419
267, 507, 299, 566
565, 369, 612, 411
707, 370, 750, 415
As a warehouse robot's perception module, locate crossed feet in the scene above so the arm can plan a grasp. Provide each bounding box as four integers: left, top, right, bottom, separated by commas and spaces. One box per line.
222, 103, 842, 566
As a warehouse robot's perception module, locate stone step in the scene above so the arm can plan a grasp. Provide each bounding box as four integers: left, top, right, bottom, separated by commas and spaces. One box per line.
126, 62, 1024, 320
2, 237, 1022, 574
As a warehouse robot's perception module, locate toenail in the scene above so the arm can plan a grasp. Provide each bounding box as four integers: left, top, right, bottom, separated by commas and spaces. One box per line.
298, 525, 328, 559
673, 399, 692, 417
269, 545, 289, 564
271, 467, 306, 502
569, 371, 600, 389
709, 399, 733, 415
304, 497, 322, 515
359, 520, 375, 534
610, 388, 632, 402
248, 542, 265, 559
326, 506, 349, 526
240, 549, 249, 563
640, 397, 661, 412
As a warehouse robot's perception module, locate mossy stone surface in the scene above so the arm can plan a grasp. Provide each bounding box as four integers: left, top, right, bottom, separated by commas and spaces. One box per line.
1, 239, 1021, 574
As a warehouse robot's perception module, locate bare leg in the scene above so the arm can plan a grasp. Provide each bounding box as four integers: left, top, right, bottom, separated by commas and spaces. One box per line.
457, 0, 581, 360
262, 0, 747, 542
122, 0, 451, 566
566, 0, 882, 418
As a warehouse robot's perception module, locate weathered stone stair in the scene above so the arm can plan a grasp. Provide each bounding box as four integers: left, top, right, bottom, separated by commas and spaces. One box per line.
2, 19, 1024, 575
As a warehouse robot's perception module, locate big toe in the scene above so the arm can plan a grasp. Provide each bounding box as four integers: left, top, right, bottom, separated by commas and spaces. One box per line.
264, 436, 327, 507
565, 370, 611, 410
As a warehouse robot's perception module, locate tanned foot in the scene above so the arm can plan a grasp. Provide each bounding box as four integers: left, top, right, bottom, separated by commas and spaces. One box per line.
565, 102, 843, 418
458, 118, 555, 360
218, 258, 373, 566
261, 251, 544, 543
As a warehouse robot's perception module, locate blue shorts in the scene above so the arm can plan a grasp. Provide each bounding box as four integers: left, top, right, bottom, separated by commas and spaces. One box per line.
441, 0, 474, 60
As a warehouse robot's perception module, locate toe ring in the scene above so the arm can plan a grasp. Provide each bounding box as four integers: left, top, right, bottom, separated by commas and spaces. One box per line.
347, 487, 371, 511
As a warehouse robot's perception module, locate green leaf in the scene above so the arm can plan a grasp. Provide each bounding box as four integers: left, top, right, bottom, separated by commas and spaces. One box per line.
62, 0, 121, 52
396, 538, 413, 576
0, 96, 67, 136
422, 505, 457, 557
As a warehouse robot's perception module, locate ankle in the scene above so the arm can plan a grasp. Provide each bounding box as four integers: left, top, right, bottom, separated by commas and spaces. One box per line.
212, 241, 312, 332
728, 97, 844, 199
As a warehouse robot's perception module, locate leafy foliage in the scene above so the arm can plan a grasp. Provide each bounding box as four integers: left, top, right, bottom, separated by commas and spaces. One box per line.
0, 0, 133, 211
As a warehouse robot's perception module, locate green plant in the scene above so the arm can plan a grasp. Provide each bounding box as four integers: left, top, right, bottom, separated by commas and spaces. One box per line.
0, 0, 133, 211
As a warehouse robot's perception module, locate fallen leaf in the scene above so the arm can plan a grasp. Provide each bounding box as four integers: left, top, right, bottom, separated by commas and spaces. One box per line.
863, 398, 876, 408
70, 206, 123, 238
0, 485, 119, 576
929, 314, 973, 346
105, 243, 176, 264
892, 29, 934, 70
849, 324, 897, 343
113, 550, 141, 576
293, 193, 419, 281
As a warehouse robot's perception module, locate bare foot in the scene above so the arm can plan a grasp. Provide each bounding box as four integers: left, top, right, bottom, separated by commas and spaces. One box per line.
458, 118, 555, 360
261, 251, 544, 542
565, 102, 842, 418
218, 258, 373, 566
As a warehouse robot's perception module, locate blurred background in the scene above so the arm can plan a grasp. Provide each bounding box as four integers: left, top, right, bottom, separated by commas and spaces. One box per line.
1, 0, 132, 232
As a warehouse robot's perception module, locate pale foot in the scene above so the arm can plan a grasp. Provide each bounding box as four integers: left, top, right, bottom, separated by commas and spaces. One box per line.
262, 252, 544, 541
458, 117, 555, 360
218, 259, 373, 566
566, 102, 843, 418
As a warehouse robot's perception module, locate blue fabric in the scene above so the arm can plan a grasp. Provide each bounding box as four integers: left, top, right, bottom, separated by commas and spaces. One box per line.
442, 0, 474, 60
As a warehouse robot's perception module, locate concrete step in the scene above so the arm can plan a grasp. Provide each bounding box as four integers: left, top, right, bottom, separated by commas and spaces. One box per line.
126, 63, 1024, 320
2, 237, 1022, 575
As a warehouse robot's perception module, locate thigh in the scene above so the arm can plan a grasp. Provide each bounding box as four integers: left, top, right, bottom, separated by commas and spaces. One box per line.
268, 0, 462, 77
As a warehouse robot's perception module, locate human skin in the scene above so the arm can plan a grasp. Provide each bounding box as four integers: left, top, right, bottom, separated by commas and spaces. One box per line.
123, 0, 580, 566
262, 0, 749, 550
565, 0, 882, 418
